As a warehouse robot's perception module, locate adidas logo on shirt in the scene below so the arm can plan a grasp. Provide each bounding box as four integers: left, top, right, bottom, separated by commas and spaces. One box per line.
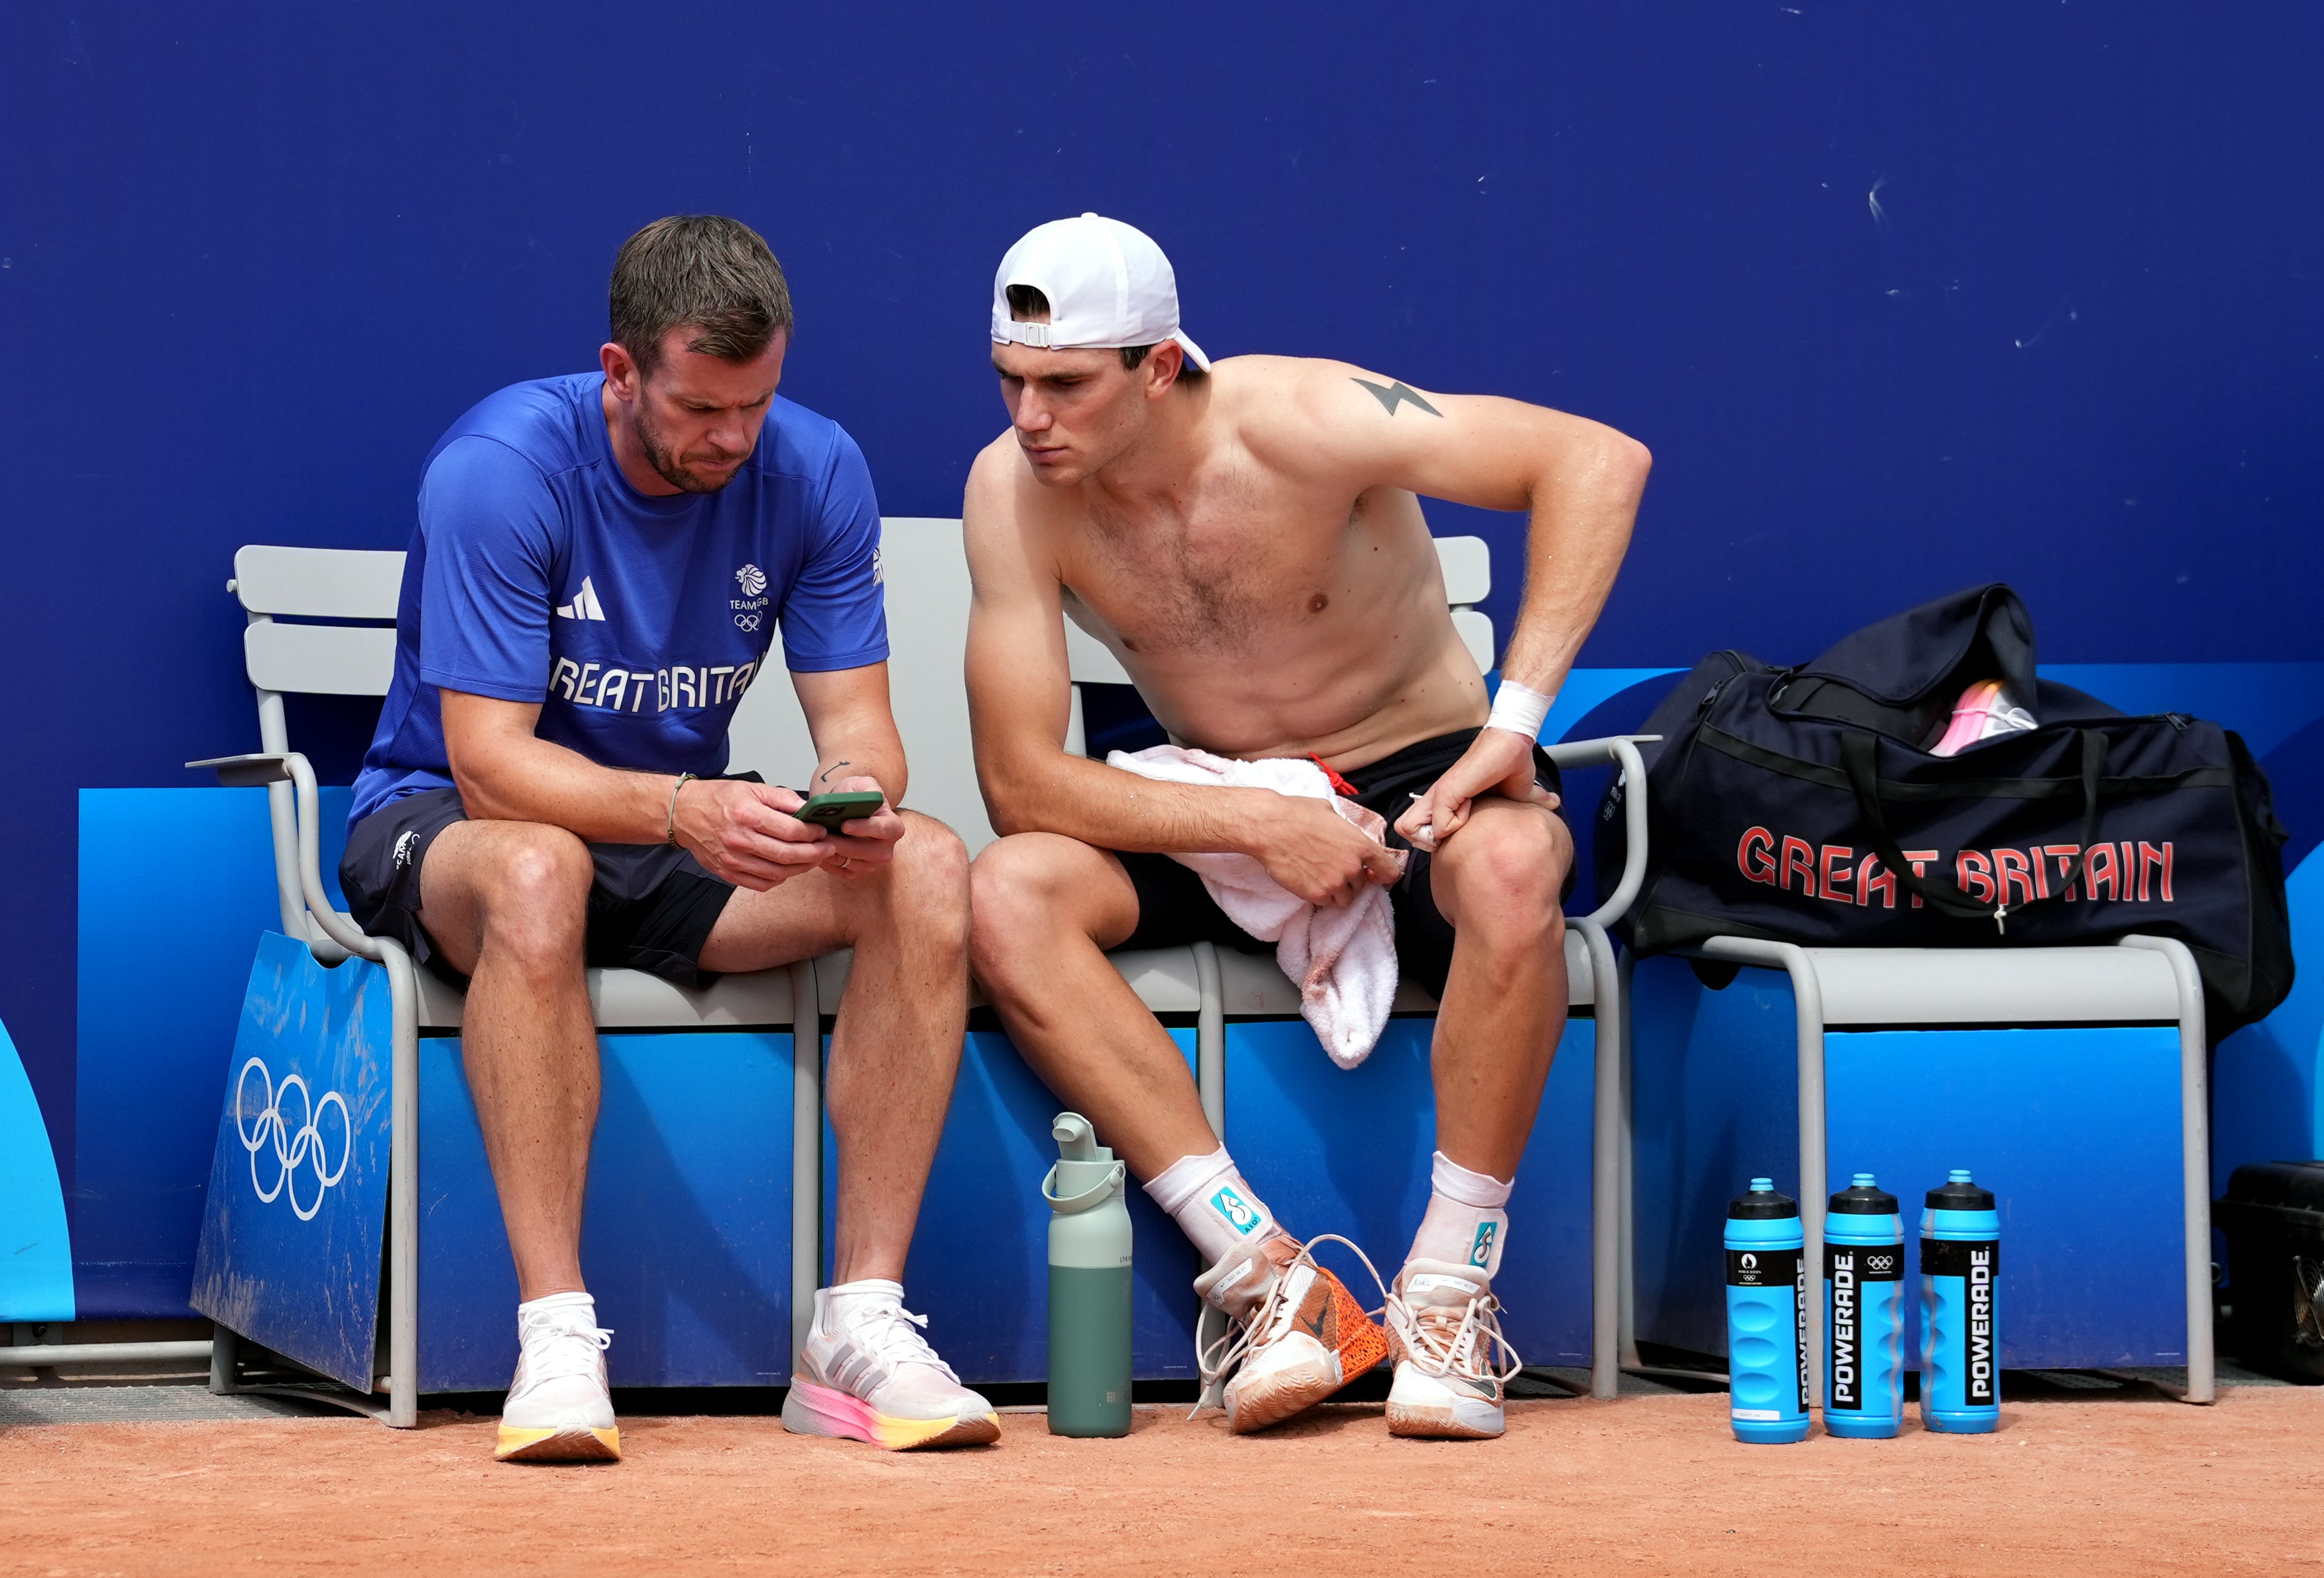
555, 577, 607, 621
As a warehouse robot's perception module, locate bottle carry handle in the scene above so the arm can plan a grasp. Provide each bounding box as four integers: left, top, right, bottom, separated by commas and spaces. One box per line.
1042, 1160, 1126, 1215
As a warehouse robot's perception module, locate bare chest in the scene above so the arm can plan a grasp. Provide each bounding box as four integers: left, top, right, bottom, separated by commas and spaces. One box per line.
1060, 480, 1396, 660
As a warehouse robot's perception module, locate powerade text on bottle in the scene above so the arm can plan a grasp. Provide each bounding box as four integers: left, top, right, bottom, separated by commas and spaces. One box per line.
1823, 1174, 1904, 1439
1919, 1169, 2000, 1434
1725, 1178, 1810, 1443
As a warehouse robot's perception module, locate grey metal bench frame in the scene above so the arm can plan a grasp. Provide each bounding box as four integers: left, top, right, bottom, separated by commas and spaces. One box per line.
1616, 934, 2215, 1404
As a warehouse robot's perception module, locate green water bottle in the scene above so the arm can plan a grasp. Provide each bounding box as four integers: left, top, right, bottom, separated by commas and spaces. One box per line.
1044, 1112, 1133, 1437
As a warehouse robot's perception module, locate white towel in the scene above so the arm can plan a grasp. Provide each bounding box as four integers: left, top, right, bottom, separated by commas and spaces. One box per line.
1105, 744, 1408, 1068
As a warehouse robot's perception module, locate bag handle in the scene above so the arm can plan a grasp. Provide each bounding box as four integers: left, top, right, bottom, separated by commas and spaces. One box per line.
1838, 729, 2106, 935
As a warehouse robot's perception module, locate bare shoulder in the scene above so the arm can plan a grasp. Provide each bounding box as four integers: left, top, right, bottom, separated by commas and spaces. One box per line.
963, 432, 1037, 548
962, 431, 1066, 596
964, 430, 1022, 514
1209, 353, 1403, 421
1212, 353, 1453, 476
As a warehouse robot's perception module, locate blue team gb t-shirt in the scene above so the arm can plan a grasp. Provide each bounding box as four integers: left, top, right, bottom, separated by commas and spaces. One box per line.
350, 373, 888, 825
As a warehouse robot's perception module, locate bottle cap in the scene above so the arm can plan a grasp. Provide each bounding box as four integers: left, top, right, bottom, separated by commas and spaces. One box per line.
1828, 1172, 1899, 1215
1925, 1168, 1995, 1210
1052, 1112, 1101, 1163
1728, 1176, 1799, 1220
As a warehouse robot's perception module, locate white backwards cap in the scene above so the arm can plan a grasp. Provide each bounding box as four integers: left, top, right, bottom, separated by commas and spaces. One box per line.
991, 213, 1210, 370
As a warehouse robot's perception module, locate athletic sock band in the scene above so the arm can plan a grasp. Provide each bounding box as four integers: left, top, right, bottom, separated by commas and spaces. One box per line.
1431, 1150, 1514, 1209
517, 1290, 597, 1316
1410, 1151, 1514, 1277
820, 1279, 907, 1339
1145, 1147, 1277, 1266
1144, 1148, 1236, 1215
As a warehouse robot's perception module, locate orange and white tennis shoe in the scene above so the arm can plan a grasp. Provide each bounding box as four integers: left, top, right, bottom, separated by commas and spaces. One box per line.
783, 1281, 1000, 1450
1195, 1233, 1389, 1433
496, 1292, 621, 1463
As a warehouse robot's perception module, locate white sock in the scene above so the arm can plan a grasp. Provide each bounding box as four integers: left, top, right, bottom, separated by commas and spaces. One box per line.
821, 1278, 905, 1336
517, 1290, 596, 1321
1143, 1147, 1279, 1266
1408, 1151, 1513, 1278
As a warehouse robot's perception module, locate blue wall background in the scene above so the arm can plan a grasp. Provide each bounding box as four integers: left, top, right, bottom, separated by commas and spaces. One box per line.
5, 4, 2321, 1288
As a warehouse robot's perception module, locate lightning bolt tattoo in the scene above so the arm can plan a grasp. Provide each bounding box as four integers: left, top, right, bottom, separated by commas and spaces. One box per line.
1350, 377, 1442, 418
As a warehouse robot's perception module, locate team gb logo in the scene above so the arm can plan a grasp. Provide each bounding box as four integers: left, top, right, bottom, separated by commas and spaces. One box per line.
736, 564, 767, 597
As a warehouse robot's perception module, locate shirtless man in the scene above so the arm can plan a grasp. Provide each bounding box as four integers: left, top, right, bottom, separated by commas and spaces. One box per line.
964, 214, 1648, 1440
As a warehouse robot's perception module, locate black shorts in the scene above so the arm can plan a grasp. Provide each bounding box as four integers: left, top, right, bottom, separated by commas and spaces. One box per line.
1110, 728, 1572, 1002
340, 786, 739, 989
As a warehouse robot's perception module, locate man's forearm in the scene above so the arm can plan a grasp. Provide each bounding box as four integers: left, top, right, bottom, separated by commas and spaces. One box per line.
1494, 437, 1649, 698
804, 734, 908, 807
452, 733, 681, 844
983, 746, 1275, 856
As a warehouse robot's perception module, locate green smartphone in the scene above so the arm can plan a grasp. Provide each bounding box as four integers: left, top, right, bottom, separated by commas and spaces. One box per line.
795, 789, 885, 830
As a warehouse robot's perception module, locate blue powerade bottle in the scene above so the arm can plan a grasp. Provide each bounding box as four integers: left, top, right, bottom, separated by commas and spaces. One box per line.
1823, 1174, 1904, 1439
1725, 1178, 1810, 1443
1919, 1169, 2001, 1433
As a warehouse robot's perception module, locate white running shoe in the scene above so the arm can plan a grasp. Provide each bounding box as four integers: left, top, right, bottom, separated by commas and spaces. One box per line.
1194, 1233, 1390, 1434
496, 1293, 620, 1463
782, 1281, 1000, 1450
1384, 1259, 1522, 1440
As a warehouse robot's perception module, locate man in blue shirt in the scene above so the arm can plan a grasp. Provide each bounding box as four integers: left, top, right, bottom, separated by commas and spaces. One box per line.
345, 216, 994, 1463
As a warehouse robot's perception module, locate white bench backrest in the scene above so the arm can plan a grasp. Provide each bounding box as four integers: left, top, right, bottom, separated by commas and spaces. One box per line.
233, 529, 1496, 858
233, 545, 403, 697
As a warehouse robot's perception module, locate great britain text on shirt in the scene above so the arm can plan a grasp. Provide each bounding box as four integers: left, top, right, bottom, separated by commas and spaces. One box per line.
550, 657, 762, 714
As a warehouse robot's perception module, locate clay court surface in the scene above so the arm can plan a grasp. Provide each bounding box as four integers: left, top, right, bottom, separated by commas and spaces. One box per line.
1, 1385, 2319, 1576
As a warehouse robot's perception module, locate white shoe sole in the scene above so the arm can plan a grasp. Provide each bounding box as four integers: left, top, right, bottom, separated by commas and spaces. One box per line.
1385, 1397, 1504, 1439
1386, 1364, 1504, 1440
1225, 1338, 1346, 1435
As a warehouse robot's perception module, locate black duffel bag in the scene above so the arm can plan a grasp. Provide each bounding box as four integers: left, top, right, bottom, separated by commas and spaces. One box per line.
1595, 584, 2293, 1036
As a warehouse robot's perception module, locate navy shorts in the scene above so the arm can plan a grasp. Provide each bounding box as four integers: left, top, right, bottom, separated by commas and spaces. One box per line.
340, 785, 740, 988
1110, 727, 1572, 1002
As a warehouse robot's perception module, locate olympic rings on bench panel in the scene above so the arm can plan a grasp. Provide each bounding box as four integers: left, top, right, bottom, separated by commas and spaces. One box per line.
235, 1056, 353, 1222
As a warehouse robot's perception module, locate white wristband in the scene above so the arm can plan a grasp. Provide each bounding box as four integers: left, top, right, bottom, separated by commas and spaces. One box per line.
1485, 680, 1555, 743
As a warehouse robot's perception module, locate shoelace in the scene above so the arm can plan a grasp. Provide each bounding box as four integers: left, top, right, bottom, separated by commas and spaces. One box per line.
1383, 1281, 1522, 1388
1193, 1233, 1387, 1417
848, 1301, 964, 1385
518, 1312, 614, 1385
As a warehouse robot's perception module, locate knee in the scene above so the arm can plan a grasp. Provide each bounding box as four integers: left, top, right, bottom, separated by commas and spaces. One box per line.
885, 811, 970, 936
968, 834, 1090, 981
1439, 813, 1569, 949
479, 827, 592, 967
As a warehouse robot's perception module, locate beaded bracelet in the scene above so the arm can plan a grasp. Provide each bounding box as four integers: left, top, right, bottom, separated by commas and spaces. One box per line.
666, 772, 698, 847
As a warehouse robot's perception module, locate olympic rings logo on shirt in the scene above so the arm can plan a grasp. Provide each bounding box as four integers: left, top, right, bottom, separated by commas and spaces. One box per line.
234, 1058, 353, 1222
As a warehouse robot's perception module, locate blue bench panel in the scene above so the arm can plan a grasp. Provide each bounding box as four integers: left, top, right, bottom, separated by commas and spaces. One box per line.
1225, 1016, 1597, 1366
190, 932, 393, 1391
825, 1029, 1203, 1386
1630, 955, 2188, 1367
418, 1031, 795, 1392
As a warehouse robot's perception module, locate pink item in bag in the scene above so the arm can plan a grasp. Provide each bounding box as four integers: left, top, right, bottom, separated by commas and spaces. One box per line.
1930, 679, 2037, 757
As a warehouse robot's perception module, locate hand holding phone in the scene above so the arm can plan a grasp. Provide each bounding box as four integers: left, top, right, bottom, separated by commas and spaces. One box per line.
794, 789, 886, 830
797, 780, 901, 879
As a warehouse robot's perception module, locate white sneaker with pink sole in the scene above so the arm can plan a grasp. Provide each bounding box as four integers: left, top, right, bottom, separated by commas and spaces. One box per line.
782, 1281, 1000, 1450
